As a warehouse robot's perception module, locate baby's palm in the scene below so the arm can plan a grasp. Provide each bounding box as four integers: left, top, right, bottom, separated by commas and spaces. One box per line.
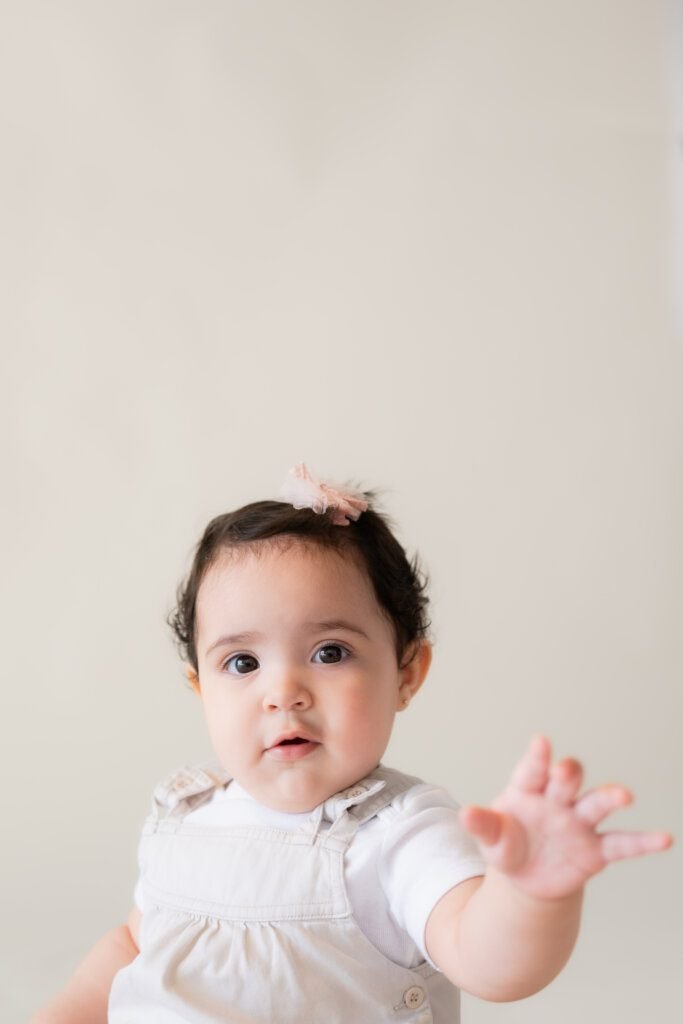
460, 736, 672, 901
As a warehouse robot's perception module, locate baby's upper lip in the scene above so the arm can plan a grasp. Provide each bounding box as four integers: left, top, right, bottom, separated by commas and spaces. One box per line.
267, 728, 319, 750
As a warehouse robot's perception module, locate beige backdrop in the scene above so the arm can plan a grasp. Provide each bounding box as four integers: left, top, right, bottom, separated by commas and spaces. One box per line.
2, 1, 681, 1020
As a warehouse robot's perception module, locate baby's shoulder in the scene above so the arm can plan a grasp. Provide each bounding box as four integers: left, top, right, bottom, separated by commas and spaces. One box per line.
369, 765, 482, 871
372, 764, 462, 823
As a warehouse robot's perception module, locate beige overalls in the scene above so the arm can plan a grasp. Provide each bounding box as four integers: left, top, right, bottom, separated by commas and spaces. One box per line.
108, 763, 462, 1023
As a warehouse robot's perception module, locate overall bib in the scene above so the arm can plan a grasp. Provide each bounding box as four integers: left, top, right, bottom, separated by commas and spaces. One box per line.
109, 764, 461, 1023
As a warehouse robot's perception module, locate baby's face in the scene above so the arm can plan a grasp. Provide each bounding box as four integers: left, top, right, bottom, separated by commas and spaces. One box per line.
192, 541, 417, 812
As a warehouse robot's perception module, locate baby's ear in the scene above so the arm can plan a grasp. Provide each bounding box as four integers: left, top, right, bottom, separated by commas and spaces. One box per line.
397, 642, 432, 709
185, 665, 201, 695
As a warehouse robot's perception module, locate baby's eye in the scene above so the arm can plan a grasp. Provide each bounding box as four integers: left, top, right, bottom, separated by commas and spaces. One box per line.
224, 653, 259, 675
313, 644, 349, 665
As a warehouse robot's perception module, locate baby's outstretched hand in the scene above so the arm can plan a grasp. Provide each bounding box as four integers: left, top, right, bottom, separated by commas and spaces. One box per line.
460, 735, 673, 901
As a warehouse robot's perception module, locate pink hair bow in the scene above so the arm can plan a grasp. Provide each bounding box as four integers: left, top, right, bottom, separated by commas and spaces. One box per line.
280, 464, 368, 526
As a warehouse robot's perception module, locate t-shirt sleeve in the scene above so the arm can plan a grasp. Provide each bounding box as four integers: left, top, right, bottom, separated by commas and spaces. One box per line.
378, 783, 485, 967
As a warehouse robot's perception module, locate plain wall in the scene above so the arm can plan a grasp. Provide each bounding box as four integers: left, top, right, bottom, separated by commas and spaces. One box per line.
1, 2, 681, 1020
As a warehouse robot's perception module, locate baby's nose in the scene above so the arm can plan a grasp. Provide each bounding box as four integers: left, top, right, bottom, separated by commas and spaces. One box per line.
263, 672, 312, 712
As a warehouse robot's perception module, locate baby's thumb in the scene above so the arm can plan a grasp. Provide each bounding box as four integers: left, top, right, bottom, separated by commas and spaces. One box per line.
459, 806, 503, 845
460, 807, 528, 871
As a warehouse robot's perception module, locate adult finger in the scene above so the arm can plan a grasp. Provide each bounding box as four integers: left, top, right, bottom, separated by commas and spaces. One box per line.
545, 757, 583, 804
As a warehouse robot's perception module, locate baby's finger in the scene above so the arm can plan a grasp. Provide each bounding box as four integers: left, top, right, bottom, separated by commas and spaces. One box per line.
507, 734, 552, 794
459, 806, 504, 846
600, 830, 674, 863
545, 757, 583, 804
460, 807, 528, 872
575, 785, 633, 827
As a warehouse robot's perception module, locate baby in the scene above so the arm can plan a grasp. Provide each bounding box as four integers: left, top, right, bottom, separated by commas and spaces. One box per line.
33, 466, 672, 1023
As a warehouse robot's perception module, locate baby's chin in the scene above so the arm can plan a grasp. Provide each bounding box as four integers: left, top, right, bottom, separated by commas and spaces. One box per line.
245, 783, 323, 815
235, 768, 349, 814
220, 768, 316, 814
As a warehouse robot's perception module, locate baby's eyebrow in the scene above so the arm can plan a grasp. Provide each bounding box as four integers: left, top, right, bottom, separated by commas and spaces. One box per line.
206, 632, 261, 656
205, 621, 369, 657
305, 620, 370, 640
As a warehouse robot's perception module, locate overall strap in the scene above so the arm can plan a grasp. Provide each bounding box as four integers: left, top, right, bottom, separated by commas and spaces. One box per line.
323, 765, 423, 845
150, 762, 232, 824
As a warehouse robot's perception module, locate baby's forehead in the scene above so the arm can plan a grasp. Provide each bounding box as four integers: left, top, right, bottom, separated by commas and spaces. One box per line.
197, 538, 369, 604
194, 538, 398, 657
204, 537, 356, 577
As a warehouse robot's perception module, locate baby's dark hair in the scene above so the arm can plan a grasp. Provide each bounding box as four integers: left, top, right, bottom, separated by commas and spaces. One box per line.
168, 498, 431, 674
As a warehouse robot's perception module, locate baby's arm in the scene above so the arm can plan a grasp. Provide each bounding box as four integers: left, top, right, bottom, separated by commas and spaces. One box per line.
425, 736, 672, 1002
426, 870, 582, 1001
30, 907, 141, 1024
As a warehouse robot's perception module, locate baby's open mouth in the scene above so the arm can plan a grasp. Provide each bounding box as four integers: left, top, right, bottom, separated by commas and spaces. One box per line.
266, 735, 320, 761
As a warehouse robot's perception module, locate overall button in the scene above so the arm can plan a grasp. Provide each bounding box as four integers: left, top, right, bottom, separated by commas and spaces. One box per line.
343, 784, 367, 799
403, 985, 425, 1009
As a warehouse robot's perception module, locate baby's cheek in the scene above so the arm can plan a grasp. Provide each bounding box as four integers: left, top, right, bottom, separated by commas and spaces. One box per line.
203, 697, 244, 756
340, 688, 395, 744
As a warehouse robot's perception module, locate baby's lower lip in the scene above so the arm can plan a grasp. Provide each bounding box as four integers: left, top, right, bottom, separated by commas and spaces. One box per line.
266, 740, 320, 762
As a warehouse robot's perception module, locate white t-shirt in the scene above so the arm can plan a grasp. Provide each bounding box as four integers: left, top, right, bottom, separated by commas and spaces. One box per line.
134, 777, 485, 969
